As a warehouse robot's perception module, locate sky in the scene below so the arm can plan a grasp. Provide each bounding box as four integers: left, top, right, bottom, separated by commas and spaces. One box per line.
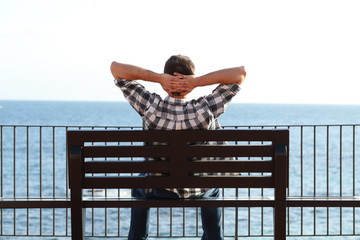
1, 0, 360, 104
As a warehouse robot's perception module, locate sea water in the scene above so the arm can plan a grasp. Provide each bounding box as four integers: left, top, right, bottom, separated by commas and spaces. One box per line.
1, 100, 360, 126
1, 100, 360, 240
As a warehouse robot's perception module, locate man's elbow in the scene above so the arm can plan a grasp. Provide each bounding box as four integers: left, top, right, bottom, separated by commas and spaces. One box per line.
236, 66, 246, 85
110, 61, 118, 79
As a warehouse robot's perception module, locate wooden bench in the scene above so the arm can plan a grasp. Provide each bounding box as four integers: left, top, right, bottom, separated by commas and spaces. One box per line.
67, 129, 289, 240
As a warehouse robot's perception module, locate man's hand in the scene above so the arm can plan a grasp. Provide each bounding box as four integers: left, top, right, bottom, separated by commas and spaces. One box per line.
168, 73, 197, 96
158, 73, 179, 97
158, 73, 196, 97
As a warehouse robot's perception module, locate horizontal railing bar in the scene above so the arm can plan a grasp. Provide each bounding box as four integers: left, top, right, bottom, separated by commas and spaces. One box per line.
84, 160, 274, 173
224, 123, 360, 127
2, 233, 360, 238
0, 124, 143, 128
0, 198, 71, 208
287, 196, 360, 207
2, 123, 360, 128
285, 234, 360, 237
3, 196, 360, 209
0, 235, 71, 237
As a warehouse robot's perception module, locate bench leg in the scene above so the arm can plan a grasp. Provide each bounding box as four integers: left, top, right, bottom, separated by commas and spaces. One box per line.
274, 144, 287, 240
69, 145, 85, 240
71, 205, 86, 240
274, 204, 286, 240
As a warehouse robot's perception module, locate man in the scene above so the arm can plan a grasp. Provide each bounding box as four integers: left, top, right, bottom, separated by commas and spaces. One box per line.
111, 55, 246, 240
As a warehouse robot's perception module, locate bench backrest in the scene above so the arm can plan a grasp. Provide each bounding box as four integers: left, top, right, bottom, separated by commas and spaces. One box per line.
67, 129, 289, 190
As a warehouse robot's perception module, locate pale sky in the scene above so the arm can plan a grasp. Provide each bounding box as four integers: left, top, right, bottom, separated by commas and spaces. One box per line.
1, 0, 360, 104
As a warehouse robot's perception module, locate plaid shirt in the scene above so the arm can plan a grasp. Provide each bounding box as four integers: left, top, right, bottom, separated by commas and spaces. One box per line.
115, 78, 241, 197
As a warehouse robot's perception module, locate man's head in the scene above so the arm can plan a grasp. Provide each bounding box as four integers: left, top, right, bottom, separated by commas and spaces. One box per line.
164, 55, 195, 76
164, 55, 195, 97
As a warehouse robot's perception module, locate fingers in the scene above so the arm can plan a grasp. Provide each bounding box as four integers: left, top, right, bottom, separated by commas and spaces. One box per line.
179, 91, 190, 96
167, 73, 194, 96
169, 85, 189, 93
173, 72, 190, 79
169, 79, 187, 86
168, 79, 189, 92
169, 80, 188, 92
168, 77, 188, 88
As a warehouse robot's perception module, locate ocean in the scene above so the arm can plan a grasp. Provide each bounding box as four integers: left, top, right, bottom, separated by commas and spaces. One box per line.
1, 100, 360, 239
1, 100, 360, 126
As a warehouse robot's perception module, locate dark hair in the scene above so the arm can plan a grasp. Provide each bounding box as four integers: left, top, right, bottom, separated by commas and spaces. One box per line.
164, 55, 195, 76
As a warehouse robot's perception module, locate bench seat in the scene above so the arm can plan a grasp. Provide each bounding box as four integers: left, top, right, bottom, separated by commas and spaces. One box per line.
82, 196, 276, 208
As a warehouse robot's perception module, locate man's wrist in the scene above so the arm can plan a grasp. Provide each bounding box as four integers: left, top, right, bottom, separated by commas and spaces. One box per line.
141, 70, 159, 83
195, 75, 208, 87
156, 73, 167, 85
191, 76, 199, 88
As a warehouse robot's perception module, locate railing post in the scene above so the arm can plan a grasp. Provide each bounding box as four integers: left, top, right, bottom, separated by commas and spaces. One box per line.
274, 144, 287, 240
69, 145, 85, 240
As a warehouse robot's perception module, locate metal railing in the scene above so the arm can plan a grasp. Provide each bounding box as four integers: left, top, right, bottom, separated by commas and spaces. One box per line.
0, 124, 359, 239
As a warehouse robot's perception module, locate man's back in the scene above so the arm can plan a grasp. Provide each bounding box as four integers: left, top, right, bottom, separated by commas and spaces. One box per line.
115, 78, 240, 131
115, 78, 240, 198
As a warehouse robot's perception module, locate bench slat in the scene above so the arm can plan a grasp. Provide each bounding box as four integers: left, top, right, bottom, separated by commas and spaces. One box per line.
68, 129, 289, 143
186, 145, 273, 157
84, 160, 274, 173
83, 197, 276, 208
83, 145, 171, 158
83, 176, 274, 189
82, 145, 274, 158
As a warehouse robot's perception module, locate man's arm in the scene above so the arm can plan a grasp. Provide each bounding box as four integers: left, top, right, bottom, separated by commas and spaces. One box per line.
111, 61, 178, 95
170, 66, 246, 96
195, 66, 246, 86
110, 61, 162, 82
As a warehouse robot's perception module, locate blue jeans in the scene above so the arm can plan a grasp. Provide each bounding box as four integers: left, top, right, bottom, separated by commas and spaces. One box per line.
128, 188, 223, 240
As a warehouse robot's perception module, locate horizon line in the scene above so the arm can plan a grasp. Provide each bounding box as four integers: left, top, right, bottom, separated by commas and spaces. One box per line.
1, 99, 360, 106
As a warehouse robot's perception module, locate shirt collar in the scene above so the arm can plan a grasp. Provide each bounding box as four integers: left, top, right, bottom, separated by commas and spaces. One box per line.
164, 95, 187, 105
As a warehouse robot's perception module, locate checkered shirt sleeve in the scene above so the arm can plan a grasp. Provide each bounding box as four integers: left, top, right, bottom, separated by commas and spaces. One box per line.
205, 83, 240, 118
114, 78, 159, 116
